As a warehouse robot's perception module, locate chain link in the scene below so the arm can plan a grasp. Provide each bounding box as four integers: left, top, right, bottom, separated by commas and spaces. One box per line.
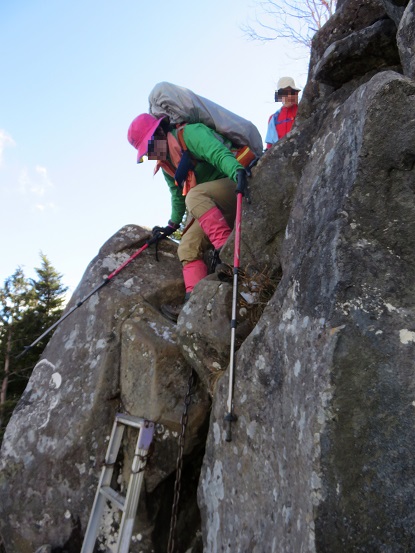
167, 369, 195, 553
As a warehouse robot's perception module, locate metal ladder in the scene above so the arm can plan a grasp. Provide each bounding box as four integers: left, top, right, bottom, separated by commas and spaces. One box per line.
81, 413, 155, 553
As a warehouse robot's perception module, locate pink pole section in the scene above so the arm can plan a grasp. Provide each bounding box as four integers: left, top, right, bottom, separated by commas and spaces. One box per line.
107, 243, 149, 280
17, 239, 154, 357
233, 193, 243, 269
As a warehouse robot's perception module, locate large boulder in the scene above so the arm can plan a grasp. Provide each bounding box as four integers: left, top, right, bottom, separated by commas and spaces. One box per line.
199, 71, 415, 552
176, 279, 233, 393
219, 120, 310, 274
0, 226, 210, 553
397, 0, 415, 78
381, 0, 409, 26
313, 19, 400, 87
299, 0, 390, 120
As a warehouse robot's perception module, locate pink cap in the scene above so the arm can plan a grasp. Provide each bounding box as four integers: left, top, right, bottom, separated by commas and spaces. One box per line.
127, 113, 165, 162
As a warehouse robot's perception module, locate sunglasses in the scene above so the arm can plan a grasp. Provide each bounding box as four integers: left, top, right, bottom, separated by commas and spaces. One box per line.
147, 137, 155, 154
275, 89, 298, 101
147, 135, 164, 153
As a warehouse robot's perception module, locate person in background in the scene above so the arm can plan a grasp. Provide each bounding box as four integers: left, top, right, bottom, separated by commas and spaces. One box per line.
127, 114, 246, 321
265, 76, 301, 149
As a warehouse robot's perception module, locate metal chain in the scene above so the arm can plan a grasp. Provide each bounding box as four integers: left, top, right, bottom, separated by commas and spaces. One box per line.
167, 370, 195, 553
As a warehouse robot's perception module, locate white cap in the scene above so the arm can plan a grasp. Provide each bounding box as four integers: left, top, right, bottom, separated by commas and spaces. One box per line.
277, 77, 301, 91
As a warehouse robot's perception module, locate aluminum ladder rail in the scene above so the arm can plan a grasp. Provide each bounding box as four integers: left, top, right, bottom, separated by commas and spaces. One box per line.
81, 413, 155, 553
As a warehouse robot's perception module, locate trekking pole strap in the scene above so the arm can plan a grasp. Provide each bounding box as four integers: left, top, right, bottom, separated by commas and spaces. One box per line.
246, 155, 260, 176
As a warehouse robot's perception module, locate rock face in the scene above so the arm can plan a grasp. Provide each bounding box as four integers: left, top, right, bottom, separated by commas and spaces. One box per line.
0, 227, 210, 552
397, 0, 415, 78
195, 0, 415, 550
199, 69, 415, 553
1, 0, 415, 551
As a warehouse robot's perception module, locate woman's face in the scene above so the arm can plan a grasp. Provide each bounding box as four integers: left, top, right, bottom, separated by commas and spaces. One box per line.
147, 138, 168, 160
277, 88, 299, 107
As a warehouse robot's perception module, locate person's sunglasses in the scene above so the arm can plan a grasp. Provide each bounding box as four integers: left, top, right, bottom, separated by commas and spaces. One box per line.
147, 138, 155, 154
275, 89, 298, 101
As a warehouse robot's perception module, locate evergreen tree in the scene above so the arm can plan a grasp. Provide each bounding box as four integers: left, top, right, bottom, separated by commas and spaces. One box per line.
31, 252, 68, 330
0, 255, 68, 443
0, 267, 35, 438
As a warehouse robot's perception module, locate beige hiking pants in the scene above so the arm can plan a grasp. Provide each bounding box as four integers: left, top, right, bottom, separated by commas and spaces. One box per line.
177, 178, 237, 265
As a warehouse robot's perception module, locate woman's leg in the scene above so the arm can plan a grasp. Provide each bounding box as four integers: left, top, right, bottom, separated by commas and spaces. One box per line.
177, 178, 237, 294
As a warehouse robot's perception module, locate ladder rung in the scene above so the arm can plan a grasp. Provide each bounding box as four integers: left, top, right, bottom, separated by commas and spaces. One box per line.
99, 486, 126, 511
81, 414, 155, 553
115, 413, 147, 429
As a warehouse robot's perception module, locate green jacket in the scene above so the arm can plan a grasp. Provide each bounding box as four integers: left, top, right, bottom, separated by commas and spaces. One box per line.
163, 123, 244, 225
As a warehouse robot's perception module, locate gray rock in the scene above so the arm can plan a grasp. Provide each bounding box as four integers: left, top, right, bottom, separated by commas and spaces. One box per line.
0, 225, 209, 553
300, 0, 388, 118
199, 71, 415, 553
220, 124, 308, 275
381, 0, 409, 26
177, 279, 233, 393
313, 0, 387, 61
121, 304, 211, 492
1, 1, 415, 549
314, 19, 400, 87
397, 0, 415, 78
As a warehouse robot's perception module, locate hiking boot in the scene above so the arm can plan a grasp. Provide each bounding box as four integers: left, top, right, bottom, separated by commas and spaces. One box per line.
216, 262, 233, 282
208, 248, 222, 274
160, 293, 191, 323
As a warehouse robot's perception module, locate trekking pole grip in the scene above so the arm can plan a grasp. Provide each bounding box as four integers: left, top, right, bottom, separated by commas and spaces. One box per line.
236, 169, 248, 196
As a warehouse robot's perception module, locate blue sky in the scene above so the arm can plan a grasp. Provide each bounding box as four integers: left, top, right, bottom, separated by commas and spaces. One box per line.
0, 0, 309, 296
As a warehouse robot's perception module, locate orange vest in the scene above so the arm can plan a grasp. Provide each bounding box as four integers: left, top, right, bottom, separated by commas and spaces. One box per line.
154, 129, 197, 195
155, 125, 257, 196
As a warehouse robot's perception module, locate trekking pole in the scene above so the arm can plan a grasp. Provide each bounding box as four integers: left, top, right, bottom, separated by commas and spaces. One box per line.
224, 168, 248, 442
16, 234, 162, 359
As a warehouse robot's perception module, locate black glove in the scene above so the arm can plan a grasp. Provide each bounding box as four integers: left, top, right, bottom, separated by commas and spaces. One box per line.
151, 221, 179, 242
236, 169, 248, 196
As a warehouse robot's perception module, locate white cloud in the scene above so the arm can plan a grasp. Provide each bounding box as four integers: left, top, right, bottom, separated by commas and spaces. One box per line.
19, 165, 54, 197
17, 165, 57, 211
35, 202, 57, 212
0, 130, 16, 167
35, 165, 54, 194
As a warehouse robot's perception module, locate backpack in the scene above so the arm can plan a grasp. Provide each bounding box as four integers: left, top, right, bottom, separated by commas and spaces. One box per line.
148, 81, 264, 158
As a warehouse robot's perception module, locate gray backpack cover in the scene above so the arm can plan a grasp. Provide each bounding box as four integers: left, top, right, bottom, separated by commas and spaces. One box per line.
148, 81, 263, 157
